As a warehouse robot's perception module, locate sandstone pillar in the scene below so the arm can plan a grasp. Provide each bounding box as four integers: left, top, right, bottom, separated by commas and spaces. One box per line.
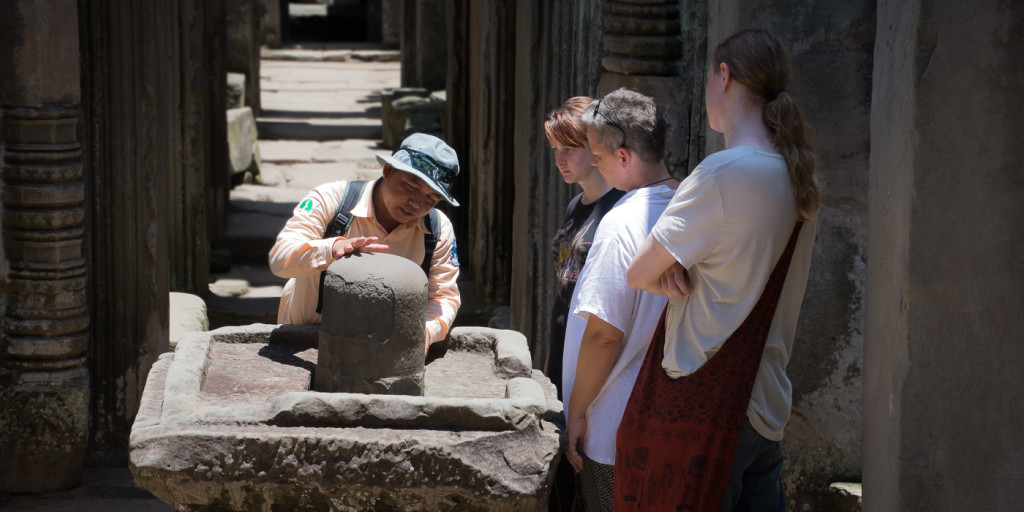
173, 0, 224, 295
865, 1, 1024, 510
401, 0, 447, 91
509, 0, 604, 369
381, 0, 401, 49
260, 0, 283, 47
79, 0, 219, 462
316, 253, 426, 395
227, 0, 262, 116
596, 0, 701, 178
444, 0, 517, 328
400, 0, 418, 87
0, 0, 89, 493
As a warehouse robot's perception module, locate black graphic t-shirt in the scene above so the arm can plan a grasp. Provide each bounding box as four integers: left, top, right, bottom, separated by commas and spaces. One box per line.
547, 188, 626, 398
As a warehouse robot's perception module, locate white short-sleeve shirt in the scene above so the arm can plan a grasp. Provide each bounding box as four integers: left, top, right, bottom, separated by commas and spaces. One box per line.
652, 146, 816, 441
562, 185, 673, 465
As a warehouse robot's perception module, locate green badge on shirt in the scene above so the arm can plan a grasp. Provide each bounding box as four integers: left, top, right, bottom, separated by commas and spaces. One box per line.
299, 198, 315, 212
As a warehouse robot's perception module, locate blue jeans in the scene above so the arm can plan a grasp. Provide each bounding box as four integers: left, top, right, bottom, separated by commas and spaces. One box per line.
719, 417, 786, 512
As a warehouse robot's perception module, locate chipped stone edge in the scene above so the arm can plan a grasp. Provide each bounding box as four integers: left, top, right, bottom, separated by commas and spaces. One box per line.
448, 326, 533, 379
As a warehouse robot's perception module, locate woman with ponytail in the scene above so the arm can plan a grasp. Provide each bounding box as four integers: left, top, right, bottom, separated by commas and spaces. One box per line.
618, 30, 818, 511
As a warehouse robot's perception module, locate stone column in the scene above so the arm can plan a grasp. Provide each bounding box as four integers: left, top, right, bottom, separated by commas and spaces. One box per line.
206, 0, 231, 246
0, 0, 89, 493
226, 0, 262, 116
509, 0, 604, 369
596, 0, 696, 177
260, 0, 283, 47
401, 0, 447, 91
173, 0, 223, 295
865, 1, 1024, 510
446, 0, 520, 325
79, 0, 201, 462
400, 0, 418, 87
381, 0, 401, 49
316, 253, 426, 395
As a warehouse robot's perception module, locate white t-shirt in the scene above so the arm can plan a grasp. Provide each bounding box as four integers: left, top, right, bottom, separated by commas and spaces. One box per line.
562, 185, 673, 465
651, 146, 816, 441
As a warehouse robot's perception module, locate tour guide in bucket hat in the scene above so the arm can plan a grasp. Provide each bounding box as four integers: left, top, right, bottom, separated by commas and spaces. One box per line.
376, 133, 461, 207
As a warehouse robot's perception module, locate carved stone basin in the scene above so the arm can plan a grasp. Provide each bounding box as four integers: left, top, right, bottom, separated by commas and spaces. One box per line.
129, 323, 564, 511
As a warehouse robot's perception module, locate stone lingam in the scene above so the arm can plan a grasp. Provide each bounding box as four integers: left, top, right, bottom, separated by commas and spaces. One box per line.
130, 253, 565, 511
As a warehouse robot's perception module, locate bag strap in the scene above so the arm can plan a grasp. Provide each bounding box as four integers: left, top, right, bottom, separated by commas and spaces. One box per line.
316, 181, 367, 314
421, 209, 440, 276
563, 193, 583, 222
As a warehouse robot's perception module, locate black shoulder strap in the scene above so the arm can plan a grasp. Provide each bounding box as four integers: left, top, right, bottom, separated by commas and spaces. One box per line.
564, 192, 583, 222
421, 209, 440, 276
317, 181, 367, 315
324, 180, 367, 239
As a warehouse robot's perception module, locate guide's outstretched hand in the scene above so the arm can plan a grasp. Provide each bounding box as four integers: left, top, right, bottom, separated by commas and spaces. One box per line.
333, 236, 389, 259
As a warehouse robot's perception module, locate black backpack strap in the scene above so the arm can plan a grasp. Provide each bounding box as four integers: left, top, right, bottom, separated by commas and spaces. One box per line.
316, 181, 367, 315
421, 209, 440, 276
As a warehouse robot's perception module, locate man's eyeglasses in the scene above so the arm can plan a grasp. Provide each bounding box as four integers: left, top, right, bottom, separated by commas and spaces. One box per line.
407, 149, 457, 188
594, 98, 627, 149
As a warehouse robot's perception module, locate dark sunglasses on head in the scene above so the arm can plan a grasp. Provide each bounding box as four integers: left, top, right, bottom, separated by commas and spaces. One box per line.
594, 98, 627, 149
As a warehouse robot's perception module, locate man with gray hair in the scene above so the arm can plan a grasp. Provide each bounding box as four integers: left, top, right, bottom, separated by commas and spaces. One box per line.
562, 88, 678, 511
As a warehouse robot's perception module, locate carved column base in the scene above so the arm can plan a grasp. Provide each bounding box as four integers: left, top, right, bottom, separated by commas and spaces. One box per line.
0, 368, 89, 493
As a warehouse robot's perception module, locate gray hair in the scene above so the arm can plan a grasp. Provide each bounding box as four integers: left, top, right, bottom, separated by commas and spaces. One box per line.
581, 88, 666, 164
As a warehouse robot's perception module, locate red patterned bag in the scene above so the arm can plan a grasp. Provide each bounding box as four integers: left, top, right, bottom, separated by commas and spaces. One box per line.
614, 223, 801, 512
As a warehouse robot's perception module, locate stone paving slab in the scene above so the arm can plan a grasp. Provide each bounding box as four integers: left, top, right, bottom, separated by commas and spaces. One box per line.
260, 139, 386, 164
262, 48, 400, 62
257, 119, 382, 141
0, 467, 172, 512
260, 61, 399, 101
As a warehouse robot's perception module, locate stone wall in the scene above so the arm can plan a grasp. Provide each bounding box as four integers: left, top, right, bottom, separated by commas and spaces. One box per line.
0, 0, 89, 492
864, 1, 1024, 510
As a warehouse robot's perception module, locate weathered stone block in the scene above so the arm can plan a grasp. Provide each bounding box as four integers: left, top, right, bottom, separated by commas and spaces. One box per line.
391, 95, 446, 148
226, 72, 246, 109
130, 323, 563, 511
227, 107, 260, 184
169, 291, 209, 350
827, 482, 862, 512
380, 87, 431, 149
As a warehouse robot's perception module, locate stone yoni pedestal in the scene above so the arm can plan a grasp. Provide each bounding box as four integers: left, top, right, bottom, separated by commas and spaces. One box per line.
129, 324, 563, 511
316, 252, 425, 395
129, 253, 564, 510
